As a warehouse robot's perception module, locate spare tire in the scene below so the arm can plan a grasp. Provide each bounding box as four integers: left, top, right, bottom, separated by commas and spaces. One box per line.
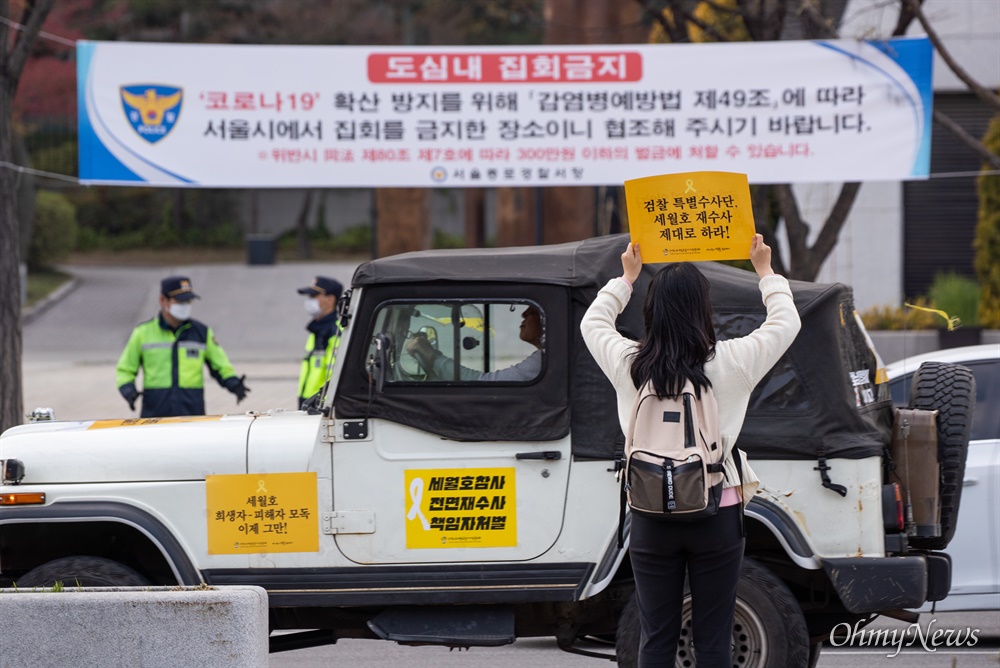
907, 361, 975, 550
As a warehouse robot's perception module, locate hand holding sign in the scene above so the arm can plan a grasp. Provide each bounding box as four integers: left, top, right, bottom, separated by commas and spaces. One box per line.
625, 171, 756, 263
621, 242, 642, 284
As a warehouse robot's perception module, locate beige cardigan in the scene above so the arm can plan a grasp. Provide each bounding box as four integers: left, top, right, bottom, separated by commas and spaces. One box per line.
580, 274, 801, 505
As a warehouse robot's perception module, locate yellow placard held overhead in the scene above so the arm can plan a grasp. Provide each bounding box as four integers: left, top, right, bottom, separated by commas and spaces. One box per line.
404, 467, 517, 549
206, 472, 319, 554
625, 171, 756, 262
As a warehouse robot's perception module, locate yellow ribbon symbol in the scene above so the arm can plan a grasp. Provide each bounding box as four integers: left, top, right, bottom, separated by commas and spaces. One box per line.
684, 179, 697, 194
904, 303, 961, 331
407, 477, 431, 530
256, 480, 268, 494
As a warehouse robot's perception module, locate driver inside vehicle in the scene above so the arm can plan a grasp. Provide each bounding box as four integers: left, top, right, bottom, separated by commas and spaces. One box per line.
405, 306, 542, 382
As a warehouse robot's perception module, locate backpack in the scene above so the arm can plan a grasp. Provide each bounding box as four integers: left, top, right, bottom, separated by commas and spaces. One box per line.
617, 378, 727, 541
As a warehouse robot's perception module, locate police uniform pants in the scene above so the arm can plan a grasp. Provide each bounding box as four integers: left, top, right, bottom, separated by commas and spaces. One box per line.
629, 505, 744, 668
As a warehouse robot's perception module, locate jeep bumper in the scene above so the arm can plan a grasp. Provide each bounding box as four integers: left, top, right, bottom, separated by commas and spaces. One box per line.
823, 555, 949, 613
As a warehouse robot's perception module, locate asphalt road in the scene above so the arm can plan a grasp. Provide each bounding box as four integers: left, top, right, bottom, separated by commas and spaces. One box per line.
270, 611, 1000, 667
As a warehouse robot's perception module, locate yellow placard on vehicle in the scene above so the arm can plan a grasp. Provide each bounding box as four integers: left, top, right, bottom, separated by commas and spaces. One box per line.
206, 472, 319, 554
404, 467, 516, 549
625, 171, 756, 262
88, 415, 222, 430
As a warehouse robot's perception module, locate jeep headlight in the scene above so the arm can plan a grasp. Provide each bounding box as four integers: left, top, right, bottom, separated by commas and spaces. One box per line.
0, 458, 25, 485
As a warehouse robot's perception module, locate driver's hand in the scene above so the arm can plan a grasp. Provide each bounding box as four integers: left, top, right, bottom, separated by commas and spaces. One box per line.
406, 333, 431, 355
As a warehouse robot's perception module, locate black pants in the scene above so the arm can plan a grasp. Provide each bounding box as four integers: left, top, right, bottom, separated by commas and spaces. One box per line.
629, 505, 745, 668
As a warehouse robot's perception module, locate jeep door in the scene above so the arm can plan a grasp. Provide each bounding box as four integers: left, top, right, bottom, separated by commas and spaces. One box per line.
331, 285, 573, 564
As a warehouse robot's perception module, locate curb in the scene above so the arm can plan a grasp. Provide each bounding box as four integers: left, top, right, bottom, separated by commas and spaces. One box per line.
0, 585, 269, 668
21, 276, 80, 326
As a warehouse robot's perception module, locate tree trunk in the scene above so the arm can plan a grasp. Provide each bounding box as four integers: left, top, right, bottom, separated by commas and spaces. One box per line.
495, 188, 536, 247
0, 81, 24, 432
0, 0, 57, 433
464, 188, 486, 248
375, 187, 430, 257
296, 189, 315, 259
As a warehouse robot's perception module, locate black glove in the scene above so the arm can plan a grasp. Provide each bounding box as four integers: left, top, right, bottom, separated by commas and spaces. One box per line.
225, 375, 250, 403
119, 383, 141, 411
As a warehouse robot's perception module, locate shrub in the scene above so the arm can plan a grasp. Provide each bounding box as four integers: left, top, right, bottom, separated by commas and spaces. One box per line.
29, 190, 77, 269
928, 272, 980, 327
859, 297, 941, 331
975, 114, 1000, 328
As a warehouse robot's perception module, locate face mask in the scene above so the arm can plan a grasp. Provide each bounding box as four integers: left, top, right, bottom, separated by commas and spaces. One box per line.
169, 302, 192, 321
304, 298, 322, 317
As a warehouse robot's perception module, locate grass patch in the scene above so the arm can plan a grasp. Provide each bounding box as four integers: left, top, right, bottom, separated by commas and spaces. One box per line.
26, 269, 72, 307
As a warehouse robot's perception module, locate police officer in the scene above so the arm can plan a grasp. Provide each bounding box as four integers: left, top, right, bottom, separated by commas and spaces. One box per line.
116, 276, 250, 417
297, 276, 343, 409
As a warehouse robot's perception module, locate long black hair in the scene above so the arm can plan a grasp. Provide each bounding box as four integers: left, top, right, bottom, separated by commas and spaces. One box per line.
628, 263, 716, 398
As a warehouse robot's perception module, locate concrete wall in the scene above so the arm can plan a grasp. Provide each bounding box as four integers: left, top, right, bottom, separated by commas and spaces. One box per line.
0, 586, 268, 668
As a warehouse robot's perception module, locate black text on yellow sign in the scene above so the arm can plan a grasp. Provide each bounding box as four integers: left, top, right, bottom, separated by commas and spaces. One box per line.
206, 472, 319, 554
405, 467, 517, 549
625, 171, 756, 262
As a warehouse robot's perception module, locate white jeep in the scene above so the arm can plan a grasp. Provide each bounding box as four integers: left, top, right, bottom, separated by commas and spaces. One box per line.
0, 235, 974, 667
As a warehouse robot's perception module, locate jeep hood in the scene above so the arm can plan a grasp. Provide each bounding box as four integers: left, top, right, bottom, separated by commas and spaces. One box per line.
0, 415, 254, 484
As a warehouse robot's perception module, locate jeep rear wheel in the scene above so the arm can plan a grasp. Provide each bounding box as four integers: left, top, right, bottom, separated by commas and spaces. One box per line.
615, 559, 809, 667
17, 556, 150, 588
907, 361, 976, 550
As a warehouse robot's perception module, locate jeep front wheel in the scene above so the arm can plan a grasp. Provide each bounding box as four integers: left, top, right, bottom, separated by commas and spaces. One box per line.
907, 361, 976, 551
17, 556, 150, 588
615, 558, 809, 667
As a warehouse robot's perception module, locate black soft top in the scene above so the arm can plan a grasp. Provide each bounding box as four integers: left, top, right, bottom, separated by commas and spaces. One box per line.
347, 234, 891, 461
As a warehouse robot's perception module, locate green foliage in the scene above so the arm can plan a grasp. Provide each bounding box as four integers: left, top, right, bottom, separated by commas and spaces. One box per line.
69, 187, 243, 251
278, 224, 372, 255
29, 191, 78, 269
31, 140, 77, 178
975, 115, 1000, 328
859, 297, 941, 331
26, 269, 72, 307
432, 229, 465, 249
860, 272, 982, 331
928, 272, 980, 327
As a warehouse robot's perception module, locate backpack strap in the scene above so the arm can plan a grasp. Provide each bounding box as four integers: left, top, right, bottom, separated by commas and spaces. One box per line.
733, 447, 746, 538
617, 471, 627, 549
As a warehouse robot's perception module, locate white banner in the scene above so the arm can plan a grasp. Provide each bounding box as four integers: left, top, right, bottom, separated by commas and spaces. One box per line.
77, 38, 932, 187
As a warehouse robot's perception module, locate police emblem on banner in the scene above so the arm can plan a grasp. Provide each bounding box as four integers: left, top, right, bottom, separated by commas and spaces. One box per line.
120, 84, 183, 144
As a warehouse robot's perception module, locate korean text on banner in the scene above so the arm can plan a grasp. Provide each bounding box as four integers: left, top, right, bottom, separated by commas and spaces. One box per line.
625, 171, 755, 262
207, 472, 319, 554
76, 37, 933, 187
405, 467, 517, 549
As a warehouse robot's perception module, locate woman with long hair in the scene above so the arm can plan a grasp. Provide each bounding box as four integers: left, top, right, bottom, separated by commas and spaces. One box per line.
581, 235, 800, 667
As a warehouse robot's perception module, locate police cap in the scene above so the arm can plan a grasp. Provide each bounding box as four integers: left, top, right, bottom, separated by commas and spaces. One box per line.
297, 276, 343, 299
161, 276, 199, 302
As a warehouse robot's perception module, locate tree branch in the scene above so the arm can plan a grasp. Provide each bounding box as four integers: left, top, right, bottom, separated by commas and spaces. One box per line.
811, 182, 861, 263
0, 1, 10, 71
631, 0, 688, 43
774, 183, 808, 263
701, 0, 742, 16
905, 0, 1000, 114
934, 108, 1000, 169
6, 0, 55, 86
677, 4, 730, 42
795, 0, 838, 39
891, 0, 920, 36
751, 185, 789, 275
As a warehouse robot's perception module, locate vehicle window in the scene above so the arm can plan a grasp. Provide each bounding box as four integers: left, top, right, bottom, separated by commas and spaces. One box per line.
368, 301, 543, 384
715, 312, 810, 411
889, 359, 998, 441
